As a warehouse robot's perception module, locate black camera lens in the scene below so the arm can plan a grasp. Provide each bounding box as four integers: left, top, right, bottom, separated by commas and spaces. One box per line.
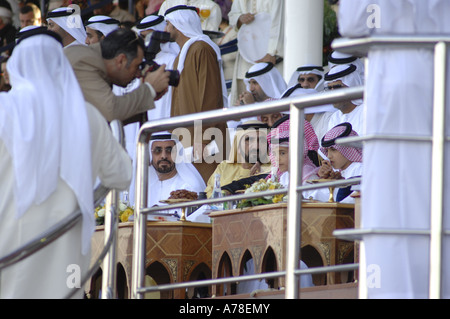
169, 70, 180, 87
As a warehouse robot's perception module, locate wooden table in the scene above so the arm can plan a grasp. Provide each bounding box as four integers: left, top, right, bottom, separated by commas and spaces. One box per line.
87, 221, 212, 299
209, 202, 355, 296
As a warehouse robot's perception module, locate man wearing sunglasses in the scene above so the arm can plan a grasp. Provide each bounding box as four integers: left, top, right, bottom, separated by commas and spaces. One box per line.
287, 64, 325, 92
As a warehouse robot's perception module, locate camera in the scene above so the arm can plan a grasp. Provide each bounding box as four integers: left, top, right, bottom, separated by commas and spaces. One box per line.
144, 31, 180, 87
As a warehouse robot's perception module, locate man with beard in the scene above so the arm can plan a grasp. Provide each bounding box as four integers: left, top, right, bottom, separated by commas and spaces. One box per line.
204, 121, 271, 198
147, 132, 206, 218
232, 62, 286, 129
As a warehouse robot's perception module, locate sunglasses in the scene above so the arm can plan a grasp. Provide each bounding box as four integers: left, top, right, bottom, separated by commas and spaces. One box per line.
325, 84, 346, 91
298, 76, 318, 83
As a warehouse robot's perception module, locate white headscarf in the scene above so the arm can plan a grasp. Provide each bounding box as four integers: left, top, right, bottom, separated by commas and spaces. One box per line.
287, 64, 325, 92
0, 32, 94, 255
136, 14, 180, 57
280, 85, 335, 115
148, 131, 206, 207
328, 50, 365, 83
164, 5, 228, 107
244, 62, 287, 99
136, 14, 167, 34
324, 63, 364, 106
47, 7, 87, 46
85, 15, 120, 37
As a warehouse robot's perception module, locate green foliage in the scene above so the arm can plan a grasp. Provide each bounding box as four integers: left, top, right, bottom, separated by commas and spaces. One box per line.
323, 0, 340, 65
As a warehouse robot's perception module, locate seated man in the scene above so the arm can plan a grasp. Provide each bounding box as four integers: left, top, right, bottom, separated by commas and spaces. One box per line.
324, 63, 365, 136
205, 120, 272, 198
287, 64, 325, 91
328, 50, 365, 82
231, 62, 287, 128
280, 84, 335, 142
148, 131, 206, 219
222, 115, 329, 202
239, 62, 287, 104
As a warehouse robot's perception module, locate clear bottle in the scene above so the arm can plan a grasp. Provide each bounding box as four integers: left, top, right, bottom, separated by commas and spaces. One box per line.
211, 173, 223, 210
270, 166, 279, 182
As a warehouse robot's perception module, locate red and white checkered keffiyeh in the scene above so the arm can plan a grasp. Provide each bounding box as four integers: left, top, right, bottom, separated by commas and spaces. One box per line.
320, 123, 363, 162
267, 118, 320, 180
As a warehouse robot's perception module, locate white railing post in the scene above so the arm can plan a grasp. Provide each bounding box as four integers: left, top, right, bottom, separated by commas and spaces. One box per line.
429, 41, 447, 299
131, 137, 149, 299
285, 103, 305, 299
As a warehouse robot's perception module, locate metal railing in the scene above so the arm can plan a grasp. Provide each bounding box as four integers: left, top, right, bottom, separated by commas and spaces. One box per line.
131, 86, 364, 299
331, 35, 450, 299
0, 119, 125, 299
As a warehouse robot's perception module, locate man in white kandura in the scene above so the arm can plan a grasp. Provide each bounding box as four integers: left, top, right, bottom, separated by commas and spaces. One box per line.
324, 63, 365, 136
0, 29, 132, 298
147, 132, 206, 221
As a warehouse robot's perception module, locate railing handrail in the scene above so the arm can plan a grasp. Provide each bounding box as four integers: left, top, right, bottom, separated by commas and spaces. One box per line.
132, 87, 365, 299
142, 177, 361, 215
332, 35, 450, 57
137, 86, 364, 143
137, 263, 360, 295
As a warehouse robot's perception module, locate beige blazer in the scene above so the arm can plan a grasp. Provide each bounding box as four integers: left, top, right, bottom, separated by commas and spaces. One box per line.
65, 43, 155, 122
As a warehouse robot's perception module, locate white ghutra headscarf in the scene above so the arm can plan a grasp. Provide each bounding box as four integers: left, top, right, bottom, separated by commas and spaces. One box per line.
47, 6, 87, 46
324, 63, 364, 106
244, 62, 287, 99
164, 5, 228, 107
85, 15, 120, 37
136, 14, 180, 61
0, 32, 94, 254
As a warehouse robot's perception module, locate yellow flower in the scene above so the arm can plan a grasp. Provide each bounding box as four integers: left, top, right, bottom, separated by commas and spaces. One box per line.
120, 208, 134, 222
272, 194, 285, 204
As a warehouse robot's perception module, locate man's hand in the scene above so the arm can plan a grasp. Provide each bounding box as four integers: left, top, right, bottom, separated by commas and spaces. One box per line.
318, 160, 333, 179
237, 13, 255, 28
256, 53, 277, 65
238, 91, 255, 105
250, 162, 261, 175
318, 160, 343, 180
144, 64, 170, 96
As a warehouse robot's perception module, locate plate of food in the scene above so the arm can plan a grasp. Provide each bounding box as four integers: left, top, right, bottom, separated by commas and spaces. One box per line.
160, 198, 194, 204
160, 189, 198, 203
159, 189, 199, 220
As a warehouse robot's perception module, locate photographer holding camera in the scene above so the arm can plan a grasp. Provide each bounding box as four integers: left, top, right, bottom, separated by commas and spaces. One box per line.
66, 28, 171, 124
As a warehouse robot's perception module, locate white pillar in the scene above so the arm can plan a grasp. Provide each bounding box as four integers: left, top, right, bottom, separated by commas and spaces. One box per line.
284, 0, 324, 83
